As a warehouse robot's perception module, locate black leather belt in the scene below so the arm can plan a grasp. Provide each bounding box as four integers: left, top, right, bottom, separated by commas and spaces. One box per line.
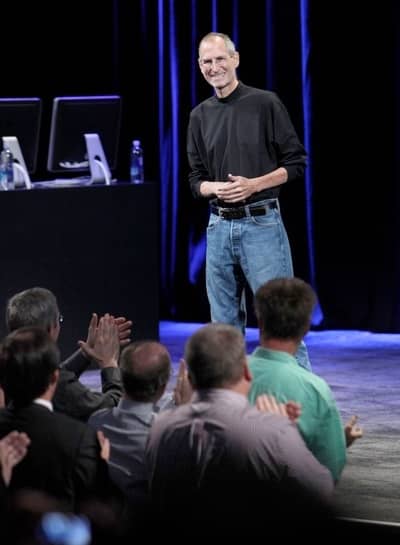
210, 201, 277, 220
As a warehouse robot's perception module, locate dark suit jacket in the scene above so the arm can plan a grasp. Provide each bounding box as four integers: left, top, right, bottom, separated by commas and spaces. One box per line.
0, 403, 111, 511
55, 349, 123, 422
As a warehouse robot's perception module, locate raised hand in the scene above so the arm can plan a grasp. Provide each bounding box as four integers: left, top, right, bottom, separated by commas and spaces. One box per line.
344, 415, 363, 447
114, 316, 132, 347
79, 314, 120, 368
256, 394, 301, 423
173, 359, 193, 405
85, 312, 99, 350
79, 312, 132, 364
97, 430, 110, 462
0, 431, 30, 486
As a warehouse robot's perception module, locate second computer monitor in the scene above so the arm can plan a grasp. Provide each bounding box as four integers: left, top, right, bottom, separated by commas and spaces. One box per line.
47, 95, 121, 181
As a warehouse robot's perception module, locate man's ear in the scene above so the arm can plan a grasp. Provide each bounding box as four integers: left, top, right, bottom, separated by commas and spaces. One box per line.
48, 323, 60, 342
50, 369, 59, 385
188, 370, 195, 388
233, 51, 240, 69
243, 359, 252, 383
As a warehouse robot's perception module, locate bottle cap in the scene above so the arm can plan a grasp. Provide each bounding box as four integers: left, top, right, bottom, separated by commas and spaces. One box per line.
0, 148, 13, 162
133, 139, 141, 147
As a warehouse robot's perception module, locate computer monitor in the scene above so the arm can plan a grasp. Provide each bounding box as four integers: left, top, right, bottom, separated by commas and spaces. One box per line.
47, 95, 121, 184
0, 97, 42, 185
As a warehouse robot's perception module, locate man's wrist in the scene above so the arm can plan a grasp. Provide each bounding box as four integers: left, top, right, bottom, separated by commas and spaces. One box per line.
79, 347, 92, 361
98, 359, 118, 369
199, 180, 210, 196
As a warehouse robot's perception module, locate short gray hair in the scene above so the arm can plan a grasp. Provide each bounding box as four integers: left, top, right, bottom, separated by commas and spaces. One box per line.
6, 287, 59, 333
198, 32, 236, 56
184, 323, 245, 389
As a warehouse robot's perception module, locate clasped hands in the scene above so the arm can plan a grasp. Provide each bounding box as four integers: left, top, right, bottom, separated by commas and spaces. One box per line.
214, 174, 255, 203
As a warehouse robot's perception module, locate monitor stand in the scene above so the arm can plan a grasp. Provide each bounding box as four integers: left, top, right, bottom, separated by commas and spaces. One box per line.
2, 136, 32, 189
85, 133, 111, 185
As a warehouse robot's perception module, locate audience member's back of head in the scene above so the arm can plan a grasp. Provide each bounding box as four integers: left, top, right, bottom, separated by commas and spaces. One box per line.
6, 287, 60, 334
254, 277, 317, 340
0, 327, 60, 407
184, 322, 245, 389
120, 341, 171, 402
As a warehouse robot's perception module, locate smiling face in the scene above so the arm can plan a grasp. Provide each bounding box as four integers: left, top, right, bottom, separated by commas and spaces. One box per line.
198, 35, 239, 98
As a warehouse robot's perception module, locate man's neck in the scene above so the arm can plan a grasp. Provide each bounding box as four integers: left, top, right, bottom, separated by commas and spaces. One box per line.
260, 338, 299, 356
215, 79, 239, 98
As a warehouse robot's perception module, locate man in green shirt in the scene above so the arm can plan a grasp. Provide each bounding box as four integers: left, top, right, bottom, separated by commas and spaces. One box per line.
248, 277, 362, 482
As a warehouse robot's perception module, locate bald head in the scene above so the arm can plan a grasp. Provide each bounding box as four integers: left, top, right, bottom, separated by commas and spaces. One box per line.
120, 341, 171, 402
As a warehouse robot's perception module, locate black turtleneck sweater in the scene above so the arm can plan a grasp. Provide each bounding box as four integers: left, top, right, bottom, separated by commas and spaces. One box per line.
187, 82, 307, 206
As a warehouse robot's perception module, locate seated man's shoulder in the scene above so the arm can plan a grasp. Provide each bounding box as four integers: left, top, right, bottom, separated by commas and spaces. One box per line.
51, 407, 93, 430
151, 404, 188, 432
26, 407, 97, 447
87, 407, 112, 428
302, 370, 334, 397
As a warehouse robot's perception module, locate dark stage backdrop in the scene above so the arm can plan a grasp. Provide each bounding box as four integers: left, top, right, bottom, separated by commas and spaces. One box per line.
1, 0, 400, 333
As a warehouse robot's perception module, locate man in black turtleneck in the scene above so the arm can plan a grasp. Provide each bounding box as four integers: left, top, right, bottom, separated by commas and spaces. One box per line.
187, 31, 311, 371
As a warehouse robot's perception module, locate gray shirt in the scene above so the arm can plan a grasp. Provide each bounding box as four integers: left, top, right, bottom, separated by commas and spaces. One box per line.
146, 388, 333, 524
88, 398, 155, 503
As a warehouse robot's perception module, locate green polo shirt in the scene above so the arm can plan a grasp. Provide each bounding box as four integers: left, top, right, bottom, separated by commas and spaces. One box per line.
248, 346, 346, 482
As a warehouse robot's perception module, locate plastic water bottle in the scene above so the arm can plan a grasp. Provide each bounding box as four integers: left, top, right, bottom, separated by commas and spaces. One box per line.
130, 139, 144, 184
0, 148, 15, 191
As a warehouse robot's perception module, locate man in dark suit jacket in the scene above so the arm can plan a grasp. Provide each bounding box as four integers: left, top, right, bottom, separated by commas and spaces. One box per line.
0, 326, 113, 511
5, 287, 130, 421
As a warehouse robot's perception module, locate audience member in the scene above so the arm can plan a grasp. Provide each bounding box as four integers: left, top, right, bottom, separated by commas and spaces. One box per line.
146, 323, 334, 538
5, 287, 130, 421
88, 341, 171, 506
0, 326, 114, 510
248, 277, 363, 482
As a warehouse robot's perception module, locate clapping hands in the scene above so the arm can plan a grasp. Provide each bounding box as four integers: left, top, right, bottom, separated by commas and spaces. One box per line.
79, 313, 130, 368
256, 394, 301, 423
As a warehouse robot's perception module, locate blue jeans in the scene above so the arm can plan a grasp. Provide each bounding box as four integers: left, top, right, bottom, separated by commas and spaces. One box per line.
206, 198, 312, 371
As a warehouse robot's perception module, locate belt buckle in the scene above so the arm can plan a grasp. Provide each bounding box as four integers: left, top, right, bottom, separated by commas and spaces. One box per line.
216, 207, 246, 219
225, 207, 244, 219
232, 209, 243, 219
221, 209, 230, 219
